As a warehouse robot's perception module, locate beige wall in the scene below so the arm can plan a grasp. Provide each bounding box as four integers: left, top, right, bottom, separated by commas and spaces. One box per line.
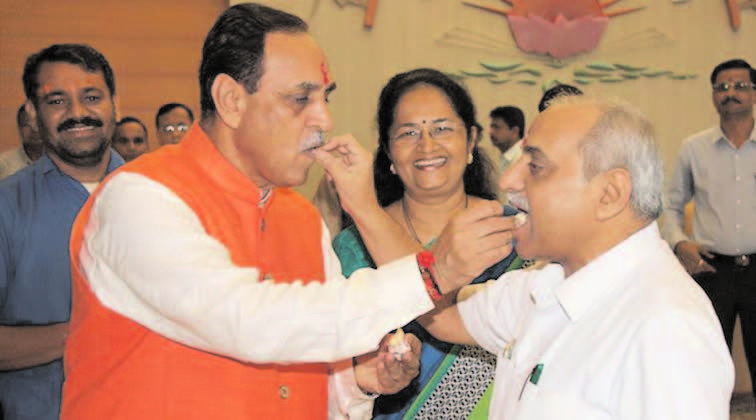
241, 0, 755, 392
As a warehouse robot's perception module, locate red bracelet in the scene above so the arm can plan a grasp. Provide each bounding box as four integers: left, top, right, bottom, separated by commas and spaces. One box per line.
417, 251, 443, 303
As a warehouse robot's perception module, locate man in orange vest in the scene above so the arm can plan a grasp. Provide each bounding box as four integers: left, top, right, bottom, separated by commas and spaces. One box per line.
61, 3, 516, 419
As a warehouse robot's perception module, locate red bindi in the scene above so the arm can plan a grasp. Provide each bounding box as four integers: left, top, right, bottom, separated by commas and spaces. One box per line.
320, 62, 331, 85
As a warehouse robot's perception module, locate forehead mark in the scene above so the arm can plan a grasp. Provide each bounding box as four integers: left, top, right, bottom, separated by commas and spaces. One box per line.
320, 61, 331, 85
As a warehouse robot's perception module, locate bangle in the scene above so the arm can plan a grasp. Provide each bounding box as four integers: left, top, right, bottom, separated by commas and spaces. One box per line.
417, 251, 443, 303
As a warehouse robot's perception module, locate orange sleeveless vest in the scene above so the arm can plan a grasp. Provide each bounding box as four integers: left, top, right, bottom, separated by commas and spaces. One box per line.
62, 126, 329, 419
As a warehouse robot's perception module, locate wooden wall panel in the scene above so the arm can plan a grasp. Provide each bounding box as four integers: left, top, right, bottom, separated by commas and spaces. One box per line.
0, 0, 227, 151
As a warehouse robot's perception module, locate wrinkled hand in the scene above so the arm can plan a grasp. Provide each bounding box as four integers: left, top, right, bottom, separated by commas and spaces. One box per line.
430, 201, 515, 294
354, 332, 422, 395
675, 240, 716, 275
312, 134, 377, 218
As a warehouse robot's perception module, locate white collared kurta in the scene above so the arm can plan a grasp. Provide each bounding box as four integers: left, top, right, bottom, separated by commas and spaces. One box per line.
459, 223, 734, 419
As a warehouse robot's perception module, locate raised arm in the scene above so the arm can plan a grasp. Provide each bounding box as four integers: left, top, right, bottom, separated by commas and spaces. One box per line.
314, 135, 516, 294
314, 134, 421, 265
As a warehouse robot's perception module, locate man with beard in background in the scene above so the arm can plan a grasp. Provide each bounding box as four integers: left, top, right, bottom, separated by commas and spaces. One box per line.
0, 44, 123, 420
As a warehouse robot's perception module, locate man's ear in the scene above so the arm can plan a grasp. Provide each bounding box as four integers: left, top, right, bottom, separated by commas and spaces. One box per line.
469, 124, 480, 148
112, 95, 121, 122
24, 101, 40, 132
595, 168, 632, 221
211, 74, 245, 129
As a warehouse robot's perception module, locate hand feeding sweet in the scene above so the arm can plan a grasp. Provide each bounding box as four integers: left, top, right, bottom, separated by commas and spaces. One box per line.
387, 328, 411, 361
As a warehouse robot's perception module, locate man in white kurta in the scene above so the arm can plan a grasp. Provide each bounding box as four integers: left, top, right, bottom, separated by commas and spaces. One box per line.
423, 96, 734, 419
460, 222, 732, 418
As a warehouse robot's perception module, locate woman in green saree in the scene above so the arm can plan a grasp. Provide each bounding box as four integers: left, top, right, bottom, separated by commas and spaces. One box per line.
332, 68, 523, 419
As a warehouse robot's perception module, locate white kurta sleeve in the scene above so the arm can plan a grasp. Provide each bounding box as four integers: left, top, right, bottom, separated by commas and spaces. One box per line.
321, 220, 376, 419
458, 269, 533, 355
327, 359, 376, 419
79, 172, 434, 364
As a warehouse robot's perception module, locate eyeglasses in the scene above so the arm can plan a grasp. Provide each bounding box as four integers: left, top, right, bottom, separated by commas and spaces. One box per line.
160, 124, 189, 134
391, 122, 462, 143
712, 81, 755, 92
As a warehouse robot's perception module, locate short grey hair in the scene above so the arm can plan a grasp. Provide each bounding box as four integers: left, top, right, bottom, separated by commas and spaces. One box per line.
548, 96, 665, 220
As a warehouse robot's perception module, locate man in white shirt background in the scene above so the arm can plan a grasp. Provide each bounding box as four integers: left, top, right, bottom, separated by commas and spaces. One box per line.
0, 105, 44, 179
663, 58, 756, 400
488, 105, 524, 171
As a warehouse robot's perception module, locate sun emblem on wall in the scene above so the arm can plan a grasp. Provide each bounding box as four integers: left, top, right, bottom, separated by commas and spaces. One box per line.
462, 0, 645, 58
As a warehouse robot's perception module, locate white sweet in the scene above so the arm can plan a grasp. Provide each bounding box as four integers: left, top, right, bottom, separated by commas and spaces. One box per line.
514, 212, 528, 226
388, 328, 411, 360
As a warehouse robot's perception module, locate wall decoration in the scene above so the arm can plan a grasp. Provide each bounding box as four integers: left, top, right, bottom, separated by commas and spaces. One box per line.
447, 59, 697, 90
727, 0, 742, 30
461, 0, 645, 59
332, 0, 379, 29
436, 26, 673, 66
725, 0, 756, 30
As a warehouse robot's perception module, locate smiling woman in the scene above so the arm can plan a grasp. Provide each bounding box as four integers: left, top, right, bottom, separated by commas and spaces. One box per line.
332, 68, 524, 419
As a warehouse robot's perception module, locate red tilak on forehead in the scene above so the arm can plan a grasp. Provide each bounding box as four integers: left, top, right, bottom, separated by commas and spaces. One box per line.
320, 62, 331, 85
42, 84, 53, 94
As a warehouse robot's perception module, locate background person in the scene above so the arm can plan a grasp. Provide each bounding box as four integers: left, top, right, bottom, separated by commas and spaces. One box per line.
488, 105, 524, 171
0, 43, 123, 420
112, 116, 149, 162
0, 105, 44, 179
155, 102, 194, 146
663, 58, 756, 399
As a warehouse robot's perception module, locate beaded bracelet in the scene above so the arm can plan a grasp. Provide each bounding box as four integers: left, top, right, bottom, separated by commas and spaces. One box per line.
417, 251, 443, 303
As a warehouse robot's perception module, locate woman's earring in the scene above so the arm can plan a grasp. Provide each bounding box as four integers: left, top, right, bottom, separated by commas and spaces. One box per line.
390, 164, 396, 174
467, 153, 473, 164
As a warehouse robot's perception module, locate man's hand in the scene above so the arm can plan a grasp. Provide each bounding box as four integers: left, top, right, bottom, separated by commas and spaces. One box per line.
674, 240, 716, 275
312, 134, 377, 218
353, 331, 422, 395
430, 201, 516, 294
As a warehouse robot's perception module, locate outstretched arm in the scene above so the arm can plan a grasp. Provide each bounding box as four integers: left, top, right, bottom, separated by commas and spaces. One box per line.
417, 293, 476, 345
